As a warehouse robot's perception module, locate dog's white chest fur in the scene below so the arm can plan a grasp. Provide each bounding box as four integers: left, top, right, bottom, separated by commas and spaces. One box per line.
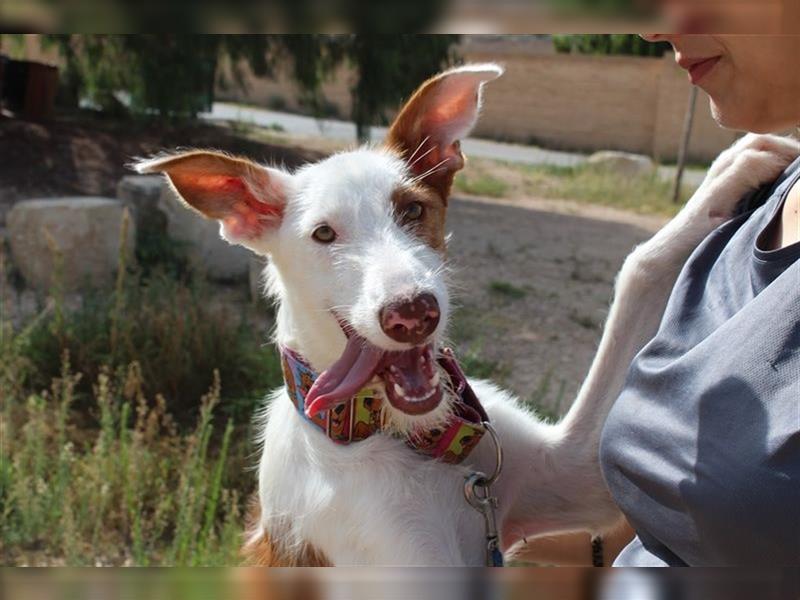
256, 387, 488, 565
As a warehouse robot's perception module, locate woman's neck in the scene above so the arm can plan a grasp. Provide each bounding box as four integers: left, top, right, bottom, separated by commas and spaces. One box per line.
765, 178, 800, 250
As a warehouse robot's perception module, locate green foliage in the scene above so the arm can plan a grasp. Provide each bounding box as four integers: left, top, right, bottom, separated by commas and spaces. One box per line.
41, 34, 458, 136
6, 270, 282, 424
454, 173, 510, 198
42, 35, 277, 119
457, 155, 692, 217
262, 34, 460, 141
488, 281, 527, 300
2, 214, 282, 424
42, 35, 217, 117
553, 34, 671, 57
0, 355, 246, 565
344, 35, 460, 141
535, 162, 686, 216
0, 220, 273, 565
526, 370, 566, 423
266, 95, 287, 111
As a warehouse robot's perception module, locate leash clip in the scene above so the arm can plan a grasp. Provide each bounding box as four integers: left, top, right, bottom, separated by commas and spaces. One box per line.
464, 421, 504, 567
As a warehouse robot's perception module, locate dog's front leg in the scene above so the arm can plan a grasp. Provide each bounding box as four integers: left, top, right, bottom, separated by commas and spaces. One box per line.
497, 134, 800, 549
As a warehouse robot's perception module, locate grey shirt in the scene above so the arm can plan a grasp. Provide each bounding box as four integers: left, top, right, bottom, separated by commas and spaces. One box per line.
600, 158, 800, 566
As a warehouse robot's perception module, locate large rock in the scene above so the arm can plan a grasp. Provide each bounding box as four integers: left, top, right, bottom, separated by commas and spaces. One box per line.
7, 197, 135, 292
157, 184, 251, 282
117, 174, 164, 230
587, 151, 656, 177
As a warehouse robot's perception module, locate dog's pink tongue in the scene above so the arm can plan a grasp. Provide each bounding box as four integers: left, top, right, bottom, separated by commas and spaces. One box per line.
305, 336, 384, 418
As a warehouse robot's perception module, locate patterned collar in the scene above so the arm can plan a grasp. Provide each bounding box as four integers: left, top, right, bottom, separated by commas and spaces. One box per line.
280, 346, 488, 464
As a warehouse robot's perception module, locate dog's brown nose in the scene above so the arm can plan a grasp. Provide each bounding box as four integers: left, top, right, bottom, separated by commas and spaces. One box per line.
379, 293, 440, 344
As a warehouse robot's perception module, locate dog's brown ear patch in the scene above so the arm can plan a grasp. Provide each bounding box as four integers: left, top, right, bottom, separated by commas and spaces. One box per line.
385, 64, 503, 200
135, 150, 290, 241
392, 185, 447, 253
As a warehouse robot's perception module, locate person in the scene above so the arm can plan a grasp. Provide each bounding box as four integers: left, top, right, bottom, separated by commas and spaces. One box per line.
599, 34, 800, 565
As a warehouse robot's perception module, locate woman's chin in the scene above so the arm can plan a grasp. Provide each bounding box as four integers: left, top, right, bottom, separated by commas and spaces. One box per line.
710, 98, 793, 134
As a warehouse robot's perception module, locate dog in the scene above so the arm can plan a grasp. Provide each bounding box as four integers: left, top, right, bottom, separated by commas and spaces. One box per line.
136, 64, 800, 565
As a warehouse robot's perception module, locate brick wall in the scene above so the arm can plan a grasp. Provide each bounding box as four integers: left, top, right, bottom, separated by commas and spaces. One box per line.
219, 50, 739, 163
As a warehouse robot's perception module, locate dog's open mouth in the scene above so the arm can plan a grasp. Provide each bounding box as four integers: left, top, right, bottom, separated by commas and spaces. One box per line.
381, 344, 442, 415
304, 334, 443, 418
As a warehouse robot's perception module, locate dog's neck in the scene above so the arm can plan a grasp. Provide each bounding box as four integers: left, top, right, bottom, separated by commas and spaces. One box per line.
275, 294, 345, 373
267, 263, 346, 372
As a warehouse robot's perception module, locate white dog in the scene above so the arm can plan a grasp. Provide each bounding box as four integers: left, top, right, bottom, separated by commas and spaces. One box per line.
137, 64, 800, 566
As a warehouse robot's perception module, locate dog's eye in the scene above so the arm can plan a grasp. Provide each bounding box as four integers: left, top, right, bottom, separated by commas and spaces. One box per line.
312, 224, 337, 244
402, 202, 424, 222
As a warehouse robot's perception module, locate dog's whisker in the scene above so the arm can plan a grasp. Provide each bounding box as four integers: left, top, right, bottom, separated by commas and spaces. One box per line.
406, 135, 431, 165
410, 157, 451, 183
407, 144, 436, 171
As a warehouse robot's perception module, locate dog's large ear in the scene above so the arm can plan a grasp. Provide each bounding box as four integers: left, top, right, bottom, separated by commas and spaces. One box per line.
385, 63, 503, 200
134, 150, 291, 250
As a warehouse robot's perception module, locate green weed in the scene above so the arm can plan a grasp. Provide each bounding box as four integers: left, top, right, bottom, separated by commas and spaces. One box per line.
7, 266, 281, 424
454, 173, 510, 198
0, 354, 247, 566
519, 163, 688, 216
526, 369, 567, 422
488, 280, 527, 300
448, 307, 510, 383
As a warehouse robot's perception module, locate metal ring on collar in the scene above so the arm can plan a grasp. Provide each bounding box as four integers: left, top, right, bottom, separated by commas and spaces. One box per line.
482, 421, 503, 487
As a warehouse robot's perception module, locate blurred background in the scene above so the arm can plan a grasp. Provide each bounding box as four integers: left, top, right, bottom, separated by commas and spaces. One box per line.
0, 0, 795, 33
0, 33, 742, 567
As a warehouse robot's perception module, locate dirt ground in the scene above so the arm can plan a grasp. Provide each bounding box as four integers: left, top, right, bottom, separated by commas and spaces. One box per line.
445, 194, 666, 415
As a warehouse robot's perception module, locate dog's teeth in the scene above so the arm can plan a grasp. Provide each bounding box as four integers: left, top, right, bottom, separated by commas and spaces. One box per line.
429, 371, 440, 386
393, 383, 406, 398
390, 366, 399, 375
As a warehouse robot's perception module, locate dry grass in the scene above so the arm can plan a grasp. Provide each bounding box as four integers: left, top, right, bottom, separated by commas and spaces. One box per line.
0, 212, 274, 566
455, 158, 693, 217
0, 352, 245, 565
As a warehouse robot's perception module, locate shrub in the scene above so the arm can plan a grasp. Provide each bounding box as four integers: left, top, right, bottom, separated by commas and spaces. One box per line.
0, 354, 247, 565
0, 201, 277, 566
4, 268, 282, 425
